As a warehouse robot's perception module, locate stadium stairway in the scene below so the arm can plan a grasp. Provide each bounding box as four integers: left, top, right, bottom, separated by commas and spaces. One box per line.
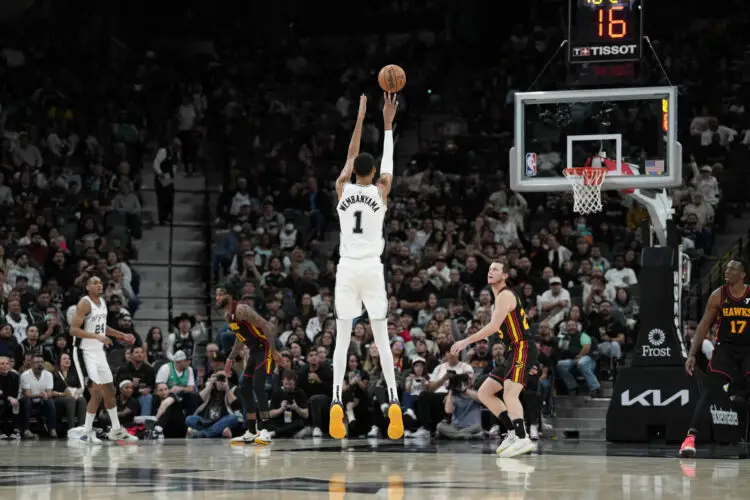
133, 167, 210, 340
547, 381, 612, 440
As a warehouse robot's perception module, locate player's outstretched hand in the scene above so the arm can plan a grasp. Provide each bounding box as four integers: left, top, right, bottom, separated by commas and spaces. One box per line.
450, 339, 468, 356
685, 355, 696, 376
99, 336, 113, 346
357, 94, 367, 121
383, 92, 398, 124
122, 334, 136, 345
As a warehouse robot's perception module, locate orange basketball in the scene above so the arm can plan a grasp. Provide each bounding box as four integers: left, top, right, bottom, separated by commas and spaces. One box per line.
378, 64, 406, 93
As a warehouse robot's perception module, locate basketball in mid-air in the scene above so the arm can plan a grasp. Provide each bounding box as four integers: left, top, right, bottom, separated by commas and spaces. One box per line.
378, 64, 406, 93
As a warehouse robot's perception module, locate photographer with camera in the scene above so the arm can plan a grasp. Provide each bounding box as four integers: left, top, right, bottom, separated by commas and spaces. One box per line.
185, 371, 243, 439
413, 350, 472, 437
435, 370, 483, 440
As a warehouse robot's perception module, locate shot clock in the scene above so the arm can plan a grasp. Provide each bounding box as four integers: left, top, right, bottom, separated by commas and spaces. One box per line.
569, 0, 643, 64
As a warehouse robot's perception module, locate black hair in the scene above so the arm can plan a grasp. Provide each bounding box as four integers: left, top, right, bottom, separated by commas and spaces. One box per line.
353, 153, 376, 177
731, 258, 748, 273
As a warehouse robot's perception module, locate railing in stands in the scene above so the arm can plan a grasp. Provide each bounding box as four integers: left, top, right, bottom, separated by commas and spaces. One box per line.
202, 170, 213, 337
167, 206, 174, 334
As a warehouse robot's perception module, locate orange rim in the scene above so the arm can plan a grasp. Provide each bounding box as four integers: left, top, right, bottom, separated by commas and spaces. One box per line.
563, 167, 607, 186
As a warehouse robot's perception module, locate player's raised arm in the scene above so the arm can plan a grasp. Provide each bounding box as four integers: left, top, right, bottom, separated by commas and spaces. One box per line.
336, 94, 367, 200
686, 288, 722, 375
377, 92, 398, 201
451, 290, 515, 354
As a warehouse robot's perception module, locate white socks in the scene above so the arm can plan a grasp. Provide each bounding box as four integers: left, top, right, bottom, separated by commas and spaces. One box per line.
333, 319, 353, 403
371, 318, 399, 402
84, 412, 95, 432
107, 407, 121, 431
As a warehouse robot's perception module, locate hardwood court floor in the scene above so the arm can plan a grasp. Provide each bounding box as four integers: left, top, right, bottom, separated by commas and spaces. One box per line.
0, 438, 748, 499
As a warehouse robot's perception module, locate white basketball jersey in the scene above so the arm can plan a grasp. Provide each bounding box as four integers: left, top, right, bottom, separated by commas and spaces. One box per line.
337, 183, 386, 260
76, 296, 109, 350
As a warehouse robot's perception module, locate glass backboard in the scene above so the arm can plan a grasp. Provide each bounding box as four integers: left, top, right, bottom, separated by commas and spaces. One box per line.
510, 86, 681, 192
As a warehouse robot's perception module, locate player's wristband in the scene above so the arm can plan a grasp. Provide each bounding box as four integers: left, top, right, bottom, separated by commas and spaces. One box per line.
381, 131, 394, 176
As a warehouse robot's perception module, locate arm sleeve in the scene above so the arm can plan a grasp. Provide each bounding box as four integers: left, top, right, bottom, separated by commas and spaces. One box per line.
381, 131, 394, 176
153, 149, 166, 175
155, 365, 168, 384
165, 334, 176, 361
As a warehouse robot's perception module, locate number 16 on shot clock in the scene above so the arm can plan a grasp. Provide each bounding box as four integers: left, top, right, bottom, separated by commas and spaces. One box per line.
525, 153, 537, 177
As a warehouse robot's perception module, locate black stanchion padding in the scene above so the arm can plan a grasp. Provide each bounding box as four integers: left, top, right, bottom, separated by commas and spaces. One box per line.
607, 367, 747, 443
606, 367, 708, 442
631, 247, 684, 367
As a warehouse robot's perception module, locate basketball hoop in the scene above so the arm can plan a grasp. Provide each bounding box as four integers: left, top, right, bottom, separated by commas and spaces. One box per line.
563, 167, 607, 214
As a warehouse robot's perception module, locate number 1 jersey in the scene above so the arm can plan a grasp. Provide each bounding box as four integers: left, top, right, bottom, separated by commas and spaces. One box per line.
337, 183, 386, 260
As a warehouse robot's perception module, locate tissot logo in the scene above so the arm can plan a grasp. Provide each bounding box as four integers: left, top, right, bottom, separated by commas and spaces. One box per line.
621, 389, 689, 407
573, 45, 638, 57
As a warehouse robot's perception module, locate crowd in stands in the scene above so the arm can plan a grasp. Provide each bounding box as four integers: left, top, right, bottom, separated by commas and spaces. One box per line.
1, 1, 749, 442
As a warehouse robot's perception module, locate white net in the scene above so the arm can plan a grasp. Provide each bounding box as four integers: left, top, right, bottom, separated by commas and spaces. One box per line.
563, 168, 607, 214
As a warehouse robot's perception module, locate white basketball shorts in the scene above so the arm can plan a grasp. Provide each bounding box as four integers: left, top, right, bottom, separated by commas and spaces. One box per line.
73, 346, 114, 385
335, 257, 388, 320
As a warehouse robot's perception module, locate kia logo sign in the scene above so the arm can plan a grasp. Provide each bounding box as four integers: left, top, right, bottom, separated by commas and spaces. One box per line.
621, 389, 690, 407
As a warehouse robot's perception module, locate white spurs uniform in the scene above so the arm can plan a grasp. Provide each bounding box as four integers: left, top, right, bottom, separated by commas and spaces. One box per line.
335, 182, 388, 319
72, 296, 113, 385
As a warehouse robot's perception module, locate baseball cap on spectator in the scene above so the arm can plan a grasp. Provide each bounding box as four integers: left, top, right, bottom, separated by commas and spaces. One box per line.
120, 312, 132, 321
173, 350, 188, 361
262, 196, 274, 206
549, 276, 562, 285
700, 165, 713, 173
412, 357, 426, 367
109, 295, 123, 305
455, 317, 468, 325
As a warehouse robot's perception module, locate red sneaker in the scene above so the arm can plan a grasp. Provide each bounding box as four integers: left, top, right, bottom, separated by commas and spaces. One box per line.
678, 434, 696, 458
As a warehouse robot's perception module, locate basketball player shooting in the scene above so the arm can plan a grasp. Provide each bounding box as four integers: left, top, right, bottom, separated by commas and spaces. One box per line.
329, 93, 403, 440
450, 261, 536, 457
216, 283, 279, 445
69, 276, 138, 443
679, 259, 750, 458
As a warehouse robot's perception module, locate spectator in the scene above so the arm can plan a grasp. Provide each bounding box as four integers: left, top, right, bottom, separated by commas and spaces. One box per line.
305, 305, 331, 343
0, 356, 20, 439
604, 255, 639, 288
556, 320, 601, 397
6, 299, 30, 343
269, 369, 310, 438
612, 287, 640, 331
588, 301, 627, 360
0, 325, 22, 365
51, 352, 85, 432
297, 349, 332, 438
115, 346, 156, 416
154, 350, 201, 415
538, 276, 571, 323
153, 382, 187, 439
166, 313, 206, 363
417, 351, 473, 437
152, 139, 181, 225
186, 373, 242, 439
19, 354, 57, 438
145, 327, 166, 363
435, 372, 483, 440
